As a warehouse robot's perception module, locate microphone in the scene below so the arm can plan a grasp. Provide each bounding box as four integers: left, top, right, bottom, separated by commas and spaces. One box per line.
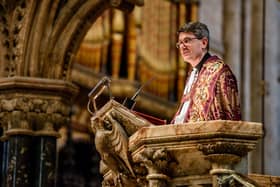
123, 77, 155, 109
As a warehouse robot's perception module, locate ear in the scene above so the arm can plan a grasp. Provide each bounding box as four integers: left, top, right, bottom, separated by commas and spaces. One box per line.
201, 38, 208, 49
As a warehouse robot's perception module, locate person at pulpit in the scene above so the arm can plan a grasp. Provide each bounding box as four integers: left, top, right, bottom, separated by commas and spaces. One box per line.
172, 21, 241, 124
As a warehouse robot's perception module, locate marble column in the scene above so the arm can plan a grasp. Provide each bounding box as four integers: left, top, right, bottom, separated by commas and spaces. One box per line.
5, 134, 34, 186
34, 136, 57, 187
0, 131, 8, 187
0, 77, 78, 187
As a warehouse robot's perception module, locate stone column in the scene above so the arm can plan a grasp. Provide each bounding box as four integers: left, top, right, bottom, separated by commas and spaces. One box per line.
33, 111, 63, 187
198, 142, 257, 187
223, 0, 242, 85
111, 9, 125, 79
248, 0, 264, 174
263, 0, 280, 176
134, 148, 171, 187
0, 77, 78, 187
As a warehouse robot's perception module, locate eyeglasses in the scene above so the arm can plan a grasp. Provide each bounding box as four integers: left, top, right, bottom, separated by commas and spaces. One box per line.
176, 37, 199, 48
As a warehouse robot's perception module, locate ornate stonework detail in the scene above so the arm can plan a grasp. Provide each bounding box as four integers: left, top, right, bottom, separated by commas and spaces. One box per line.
0, 0, 27, 77
133, 148, 173, 187
197, 141, 260, 186
198, 142, 255, 157
0, 97, 70, 137
109, 110, 144, 135
90, 98, 154, 186
0, 1, 143, 79
0, 77, 78, 137
92, 111, 137, 186
0, 97, 70, 115
134, 148, 171, 175
215, 173, 259, 187
91, 102, 173, 186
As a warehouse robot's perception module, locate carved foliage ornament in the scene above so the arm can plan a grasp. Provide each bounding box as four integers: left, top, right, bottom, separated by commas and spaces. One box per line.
0, 97, 70, 136
198, 142, 255, 157
0, 0, 26, 77
134, 148, 172, 175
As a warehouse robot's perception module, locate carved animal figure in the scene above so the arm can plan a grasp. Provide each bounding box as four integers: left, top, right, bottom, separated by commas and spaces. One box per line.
93, 112, 135, 184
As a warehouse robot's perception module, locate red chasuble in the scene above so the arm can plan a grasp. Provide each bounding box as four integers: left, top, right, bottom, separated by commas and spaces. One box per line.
173, 55, 241, 123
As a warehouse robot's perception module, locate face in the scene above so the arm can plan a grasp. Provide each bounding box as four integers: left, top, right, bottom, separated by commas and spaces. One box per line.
177, 32, 208, 67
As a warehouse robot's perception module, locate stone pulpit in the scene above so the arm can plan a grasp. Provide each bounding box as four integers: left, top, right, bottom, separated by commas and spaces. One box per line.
89, 98, 264, 187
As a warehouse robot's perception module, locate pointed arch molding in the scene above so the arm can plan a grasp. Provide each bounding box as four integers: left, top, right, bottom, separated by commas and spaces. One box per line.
0, 0, 143, 79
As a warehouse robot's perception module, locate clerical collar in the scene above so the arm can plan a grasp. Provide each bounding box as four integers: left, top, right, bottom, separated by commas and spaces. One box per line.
194, 52, 211, 72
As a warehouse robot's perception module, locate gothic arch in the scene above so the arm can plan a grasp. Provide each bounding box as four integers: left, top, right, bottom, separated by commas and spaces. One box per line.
0, 0, 142, 79
0, 1, 144, 186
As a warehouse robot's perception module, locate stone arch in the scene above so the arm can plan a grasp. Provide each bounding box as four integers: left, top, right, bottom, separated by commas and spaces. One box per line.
41, 0, 141, 80
41, 0, 110, 80
0, 0, 141, 79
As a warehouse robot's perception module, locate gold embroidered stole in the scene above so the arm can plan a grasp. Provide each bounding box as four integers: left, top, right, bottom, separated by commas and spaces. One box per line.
186, 56, 225, 122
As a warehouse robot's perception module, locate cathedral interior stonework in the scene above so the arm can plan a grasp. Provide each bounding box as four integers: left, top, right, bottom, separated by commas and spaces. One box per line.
0, 0, 280, 186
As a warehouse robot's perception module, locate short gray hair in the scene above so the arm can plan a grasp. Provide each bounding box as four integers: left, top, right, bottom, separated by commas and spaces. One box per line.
177, 22, 210, 50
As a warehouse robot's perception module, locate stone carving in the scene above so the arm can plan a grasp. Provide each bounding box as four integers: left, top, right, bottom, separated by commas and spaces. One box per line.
93, 111, 135, 185
197, 136, 261, 187
0, 97, 70, 136
0, 97, 69, 115
0, 0, 26, 77
134, 148, 171, 175
89, 94, 181, 187
216, 172, 260, 187
198, 142, 255, 157
91, 107, 176, 187
88, 75, 156, 187
90, 104, 154, 187
0, 77, 78, 186
133, 148, 173, 187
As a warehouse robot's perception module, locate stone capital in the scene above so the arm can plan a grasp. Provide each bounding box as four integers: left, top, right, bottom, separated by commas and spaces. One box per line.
0, 77, 79, 137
